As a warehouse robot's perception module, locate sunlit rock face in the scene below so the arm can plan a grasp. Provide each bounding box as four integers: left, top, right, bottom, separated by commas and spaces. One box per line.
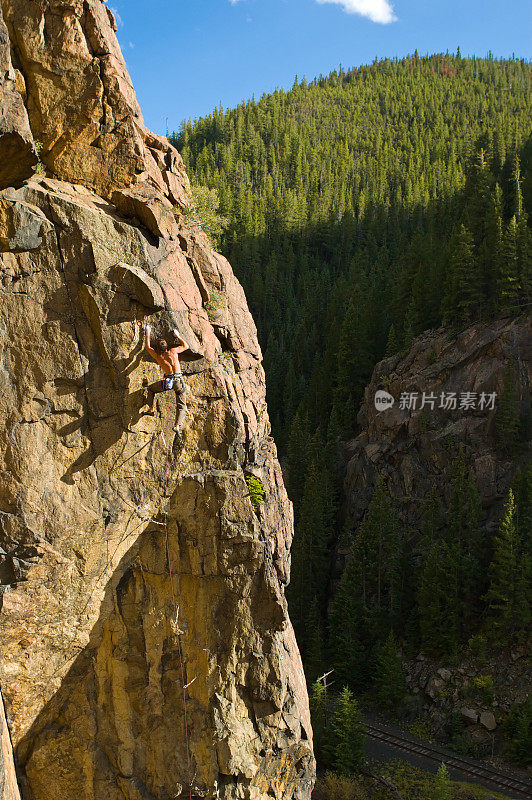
0, 4, 37, 189
0, 2, 314, 798
1, 692, 20, 800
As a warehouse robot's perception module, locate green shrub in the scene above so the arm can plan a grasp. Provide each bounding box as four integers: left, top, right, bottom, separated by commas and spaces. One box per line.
245, 474, 265, 510
380, 757, 511, 800
451, 733, 491, 759
449, 708, 465, 743
467, 633, 488, 659
34, 140, 45, 175
406, 718, 434, 742
504, 697, 531, 767
472, 675, 494, 705
204, 288, 226, 321
315, 772, 365, 800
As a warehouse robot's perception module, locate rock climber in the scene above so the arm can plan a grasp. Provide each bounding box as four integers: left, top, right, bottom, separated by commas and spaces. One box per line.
144, 323, 189, 434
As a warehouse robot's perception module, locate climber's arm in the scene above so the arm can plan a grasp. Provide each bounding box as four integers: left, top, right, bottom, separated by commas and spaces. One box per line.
171, 328, 189, 354
144, 324, 158, 360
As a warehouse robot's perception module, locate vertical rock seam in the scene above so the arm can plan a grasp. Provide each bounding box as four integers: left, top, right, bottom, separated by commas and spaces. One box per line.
0, 1, 315, 799
1, 692, 21, 800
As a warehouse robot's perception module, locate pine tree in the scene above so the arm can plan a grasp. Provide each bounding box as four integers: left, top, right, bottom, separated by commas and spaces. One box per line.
486, 489, 530, 641
463, 145, 495, 254
433, 763, 453, 800
402, 298, 418, 348
442, 225, 482, 324
498, 215, 521, 311
333, 286, 374, 434
285, 407, 311, 514
329, 688, 365, 776
514, 462, 532, 545
516, 215, 532, 303
357, 480, 403, 630
185, 185, 228, 249
447, 449, 484, 635
510, 152, 524, 222
309, 680, 329, 767
506, 698, 532, 767
418, 542, 459, 656
329, 480, 403, 687
495, 367, 520, 454
385, 324, 400, 357
287, 431, 335, 644
329, 543, 369, 690
420, 488, 442, 548
374, 631, 406, 709
304, 596, 325, 684
483, 183, 504, 316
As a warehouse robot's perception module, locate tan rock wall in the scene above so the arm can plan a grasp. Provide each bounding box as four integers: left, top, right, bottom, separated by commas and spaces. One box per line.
0, 176, 313, 800
0, 0, 190, 206
1, 693, 20, 800
0, 1, 314, 797
0, 4, 37, 188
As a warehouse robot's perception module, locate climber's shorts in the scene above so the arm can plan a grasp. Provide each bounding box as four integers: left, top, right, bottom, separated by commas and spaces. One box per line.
163, 373, 185, 392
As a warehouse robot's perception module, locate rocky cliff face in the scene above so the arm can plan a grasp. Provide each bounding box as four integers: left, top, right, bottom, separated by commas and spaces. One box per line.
344, 317, 531, 535
1, 695, 20, 800
0, 2, 314, 799
341, 316, 530, 752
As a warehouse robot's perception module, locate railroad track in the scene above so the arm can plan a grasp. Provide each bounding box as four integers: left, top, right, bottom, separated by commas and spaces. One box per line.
365, 721, 532, 799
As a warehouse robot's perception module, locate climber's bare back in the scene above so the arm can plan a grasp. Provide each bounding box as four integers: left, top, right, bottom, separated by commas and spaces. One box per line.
144, 324, 188, 375
152, 348, 182, 376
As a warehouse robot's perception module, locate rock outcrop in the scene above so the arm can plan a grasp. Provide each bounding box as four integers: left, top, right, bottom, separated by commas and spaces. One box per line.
0, 0, 189, 210
0, 5, 37, 188
344, 317, 531, 533
402, 645, 530, 746
0, 2, 314, 799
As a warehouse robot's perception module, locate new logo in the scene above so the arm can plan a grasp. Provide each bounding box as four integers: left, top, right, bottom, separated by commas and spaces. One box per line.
374, 390, 395, 411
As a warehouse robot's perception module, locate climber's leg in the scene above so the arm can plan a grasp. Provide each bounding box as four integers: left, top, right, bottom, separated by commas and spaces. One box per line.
145, 379, 165, 414
173, 379, 187, 432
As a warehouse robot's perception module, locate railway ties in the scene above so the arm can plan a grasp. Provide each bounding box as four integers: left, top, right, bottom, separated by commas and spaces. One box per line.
365, 722, 532, 800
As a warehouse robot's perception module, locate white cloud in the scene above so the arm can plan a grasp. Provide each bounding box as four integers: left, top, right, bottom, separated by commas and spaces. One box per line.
109, 6, 123, 27
316, 0, 397, 24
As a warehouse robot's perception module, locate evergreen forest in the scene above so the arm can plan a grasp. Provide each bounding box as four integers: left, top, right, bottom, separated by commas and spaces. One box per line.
173, 54, 531, 740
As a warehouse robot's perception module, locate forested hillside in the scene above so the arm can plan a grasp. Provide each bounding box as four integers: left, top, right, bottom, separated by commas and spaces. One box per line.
173, 54, 531, 746
175, 54, 530, 445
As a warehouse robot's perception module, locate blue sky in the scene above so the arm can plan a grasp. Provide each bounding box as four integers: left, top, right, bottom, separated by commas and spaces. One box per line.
109, 0, 531, 136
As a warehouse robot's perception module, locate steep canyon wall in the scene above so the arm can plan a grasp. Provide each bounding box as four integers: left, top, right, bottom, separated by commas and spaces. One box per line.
0, 2, 314, 798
